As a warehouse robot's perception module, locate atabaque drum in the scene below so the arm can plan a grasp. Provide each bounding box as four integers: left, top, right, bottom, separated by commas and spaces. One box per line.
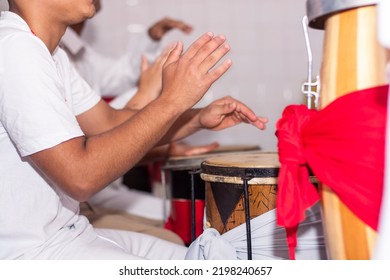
306, 0, 385, 259
200, 152, 280, 234
162, 145, 260, 245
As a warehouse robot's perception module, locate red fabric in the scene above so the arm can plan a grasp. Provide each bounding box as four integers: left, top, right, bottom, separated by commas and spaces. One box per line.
102, 96, 115, 103
148, 161, 163, 183
164, 199, 205, 245
275, 85, 388, 259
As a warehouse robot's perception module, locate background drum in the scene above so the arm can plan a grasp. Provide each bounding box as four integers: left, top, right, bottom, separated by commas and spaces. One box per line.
306, 0, 386, 259
162, 145, 260, 245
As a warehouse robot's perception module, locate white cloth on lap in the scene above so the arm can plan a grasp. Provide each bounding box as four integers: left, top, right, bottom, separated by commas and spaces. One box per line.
185, 203, 327, 260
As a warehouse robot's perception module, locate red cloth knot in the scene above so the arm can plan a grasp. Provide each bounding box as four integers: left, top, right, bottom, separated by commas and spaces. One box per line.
275, 105, 320, 259
275, 85, 389, 260
276, 105, 316, 165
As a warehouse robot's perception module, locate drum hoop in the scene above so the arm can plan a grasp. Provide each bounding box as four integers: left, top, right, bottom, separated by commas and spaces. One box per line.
306, 0, 379, 29
201, 173, 278, 185
201, 163, 279, 179
201, 173, 318, 185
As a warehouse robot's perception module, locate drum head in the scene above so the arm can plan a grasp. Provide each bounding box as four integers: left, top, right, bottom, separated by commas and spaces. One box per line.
201, 151, 280, 182
162, 145, 260, 171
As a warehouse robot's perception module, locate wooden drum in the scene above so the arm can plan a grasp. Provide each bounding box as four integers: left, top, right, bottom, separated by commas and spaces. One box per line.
200, 152, 279, 234
307, 0, 386, 259
162, 145, 260, 245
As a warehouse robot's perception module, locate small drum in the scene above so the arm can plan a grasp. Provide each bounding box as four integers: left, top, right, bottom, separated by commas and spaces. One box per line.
162, 145, 260, 245
201, 152, 279, 234
307, 0, 385, 259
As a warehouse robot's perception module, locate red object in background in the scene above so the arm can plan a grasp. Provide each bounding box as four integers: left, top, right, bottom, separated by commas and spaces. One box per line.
275, 85, 388, 259
148, 161, 163, 184
102, 96, 115, 103
163, 167, 206, 245
164, 199, 205, 245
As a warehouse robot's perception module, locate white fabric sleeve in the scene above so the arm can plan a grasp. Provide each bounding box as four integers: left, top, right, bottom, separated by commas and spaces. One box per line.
378, 0, 390, 48
79, 45, 140, 96
130, 32, 161, 63
103, 32, 160, 96
373, 64, 390, 259
66, 58, 101, 116
108, 88, 138, 109
0, 33, 85, 156
373, 2, 390, 259
78, 33, 160, 97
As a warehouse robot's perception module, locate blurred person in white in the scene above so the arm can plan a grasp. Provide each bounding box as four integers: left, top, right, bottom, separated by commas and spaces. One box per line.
0, 0, 7, 11
57, 0, 220, 243
60, 0, 193, 102
373, 0, 390, 260
0, 0, 268, 259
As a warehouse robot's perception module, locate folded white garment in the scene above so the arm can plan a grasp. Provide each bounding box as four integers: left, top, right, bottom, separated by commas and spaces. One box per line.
0, 0, 8, 11
185, 202, 327, 260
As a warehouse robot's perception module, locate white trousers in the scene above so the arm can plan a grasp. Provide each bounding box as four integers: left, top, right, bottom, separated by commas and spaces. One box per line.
88, 181, 169, 221
21, 217, 187, 260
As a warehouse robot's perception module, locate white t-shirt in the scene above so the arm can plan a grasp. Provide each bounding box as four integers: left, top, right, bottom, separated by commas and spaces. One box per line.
0, 11, 101, 259
60, 27, 160, 97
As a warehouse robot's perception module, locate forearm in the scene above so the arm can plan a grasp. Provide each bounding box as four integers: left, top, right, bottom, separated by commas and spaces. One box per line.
123, 88, 157, 110
138, 144, 171, 164
31, 98, 184, 201
77, 99, 139, 136
158, 108, 202, 144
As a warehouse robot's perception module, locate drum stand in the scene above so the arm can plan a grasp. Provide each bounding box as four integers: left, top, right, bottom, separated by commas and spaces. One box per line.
183, 170, 255, 261
242, 175, 253, 260
191, 170, 254, 259
160, 166, 203, 245
189, 169, 202, 243
163, 160, 256, 259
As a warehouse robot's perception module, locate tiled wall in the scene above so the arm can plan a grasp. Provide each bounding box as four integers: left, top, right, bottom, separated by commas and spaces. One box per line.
83, 0, 325, 151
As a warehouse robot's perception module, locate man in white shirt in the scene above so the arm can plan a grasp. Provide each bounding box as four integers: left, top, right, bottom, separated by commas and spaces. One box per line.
57, 0, 219, 244
0, 0, 7, 11
0, 0, 267, 259
0, 0, 193, 246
